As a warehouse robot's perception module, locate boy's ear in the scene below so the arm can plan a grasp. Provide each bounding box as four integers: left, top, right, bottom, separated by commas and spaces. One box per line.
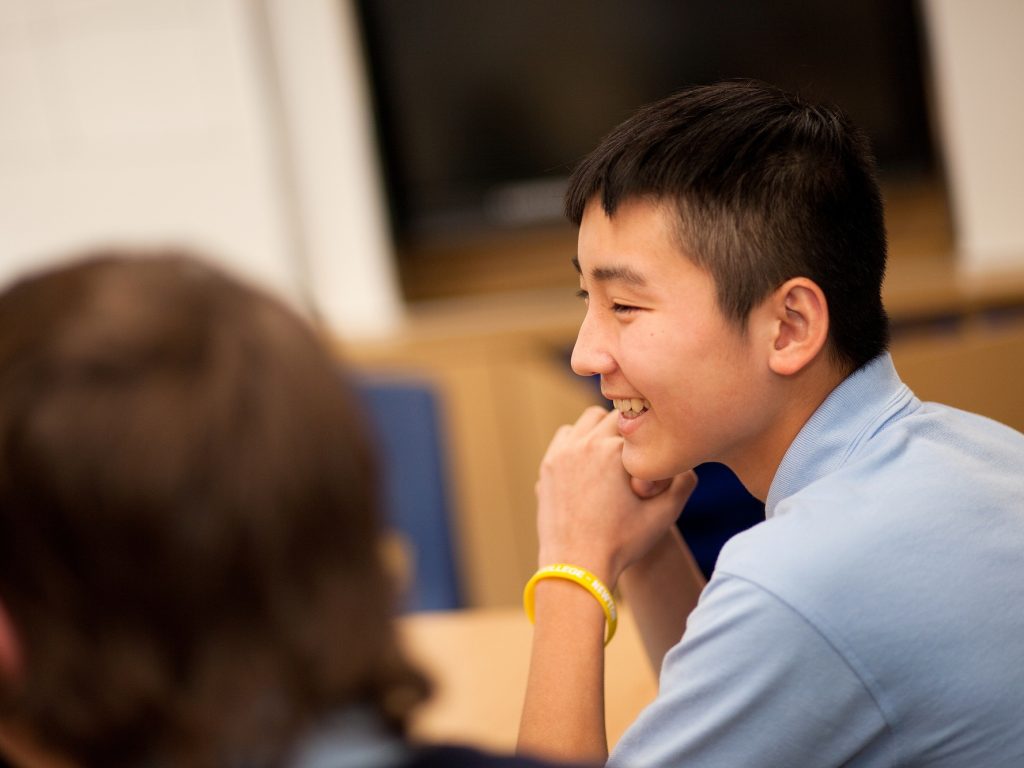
0, 596, 22, 682
763, 277, 830, 376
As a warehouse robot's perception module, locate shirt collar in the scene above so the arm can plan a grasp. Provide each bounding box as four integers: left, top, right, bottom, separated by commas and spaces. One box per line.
764, 353, 916, 517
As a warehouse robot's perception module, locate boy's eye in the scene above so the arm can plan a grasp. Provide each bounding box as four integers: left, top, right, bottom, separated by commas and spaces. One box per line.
575, 289, 638, 314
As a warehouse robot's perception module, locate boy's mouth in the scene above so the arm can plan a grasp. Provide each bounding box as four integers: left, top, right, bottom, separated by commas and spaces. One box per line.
612, 398, 651, 419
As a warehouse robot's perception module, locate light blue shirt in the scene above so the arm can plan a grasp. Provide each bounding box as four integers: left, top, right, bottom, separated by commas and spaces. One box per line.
610, 354, 1024, 767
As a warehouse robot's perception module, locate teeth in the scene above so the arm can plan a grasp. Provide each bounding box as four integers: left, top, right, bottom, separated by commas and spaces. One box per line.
613, 398, 651, 414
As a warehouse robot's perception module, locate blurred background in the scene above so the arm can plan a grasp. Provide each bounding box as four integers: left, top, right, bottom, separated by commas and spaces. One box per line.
2, 0, 1022, 612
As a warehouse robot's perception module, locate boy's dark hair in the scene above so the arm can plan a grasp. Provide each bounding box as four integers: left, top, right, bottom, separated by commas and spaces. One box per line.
0, 251, 429, 767
565, 80, 890, 372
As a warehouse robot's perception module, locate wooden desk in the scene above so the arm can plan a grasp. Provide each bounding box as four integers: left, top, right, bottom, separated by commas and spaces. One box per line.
398, 606, 658, 753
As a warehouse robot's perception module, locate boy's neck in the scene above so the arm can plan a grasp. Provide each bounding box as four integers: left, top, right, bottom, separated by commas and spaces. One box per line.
729, 357, 849, 502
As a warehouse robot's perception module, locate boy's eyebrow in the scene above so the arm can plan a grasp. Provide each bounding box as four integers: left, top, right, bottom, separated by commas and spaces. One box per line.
571, 256, 647, 286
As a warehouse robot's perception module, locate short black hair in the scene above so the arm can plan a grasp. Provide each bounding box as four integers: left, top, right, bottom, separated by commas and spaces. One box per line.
566, 80, 889, 372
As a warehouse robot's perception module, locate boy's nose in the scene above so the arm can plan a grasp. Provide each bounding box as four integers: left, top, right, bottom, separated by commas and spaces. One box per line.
571, 317, 616, 377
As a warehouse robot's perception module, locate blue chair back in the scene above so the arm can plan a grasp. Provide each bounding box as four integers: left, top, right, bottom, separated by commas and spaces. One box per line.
356, 375, 463, 611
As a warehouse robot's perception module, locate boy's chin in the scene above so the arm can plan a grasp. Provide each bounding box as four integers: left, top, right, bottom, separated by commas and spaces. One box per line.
621, 449, 680, 483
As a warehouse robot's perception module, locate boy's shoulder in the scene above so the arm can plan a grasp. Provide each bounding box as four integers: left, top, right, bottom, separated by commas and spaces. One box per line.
713, 389, 1024, 646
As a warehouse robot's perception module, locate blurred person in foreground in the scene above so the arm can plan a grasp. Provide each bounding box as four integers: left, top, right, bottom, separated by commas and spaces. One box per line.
0, 251, 579, 768
517, 81, 1024, 767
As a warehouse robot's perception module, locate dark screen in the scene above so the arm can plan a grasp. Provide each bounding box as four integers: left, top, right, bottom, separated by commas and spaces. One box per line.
356, 0, 934, 241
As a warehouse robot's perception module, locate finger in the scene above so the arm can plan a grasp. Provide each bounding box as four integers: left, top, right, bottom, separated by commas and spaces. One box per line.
591, 407, 621, 436
630, 476, 673, 499
570, 404, 612, 436
546, 424, 573, 451
667, 470, 699, 506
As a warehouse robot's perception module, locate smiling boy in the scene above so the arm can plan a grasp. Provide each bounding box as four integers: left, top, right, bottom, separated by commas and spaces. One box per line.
517, 82, 1024, 767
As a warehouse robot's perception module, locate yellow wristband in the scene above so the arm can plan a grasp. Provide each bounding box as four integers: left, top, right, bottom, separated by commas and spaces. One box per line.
523, 564, 618, 646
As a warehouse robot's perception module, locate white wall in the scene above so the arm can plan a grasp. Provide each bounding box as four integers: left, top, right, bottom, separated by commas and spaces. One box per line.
0, 0, 402, 337
3, 0, 1020, 327
922, 0, 1024, 271
263, 0, 403, 337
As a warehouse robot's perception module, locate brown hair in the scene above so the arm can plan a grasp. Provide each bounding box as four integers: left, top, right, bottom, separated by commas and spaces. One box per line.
0, 250, 429, 766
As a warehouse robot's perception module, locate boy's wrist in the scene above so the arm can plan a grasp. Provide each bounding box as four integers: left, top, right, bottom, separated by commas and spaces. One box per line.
527, 571, 616, 646
537, 550, 618, 589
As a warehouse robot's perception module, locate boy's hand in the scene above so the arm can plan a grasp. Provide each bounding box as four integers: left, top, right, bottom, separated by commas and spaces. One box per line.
535, 406, 697, 588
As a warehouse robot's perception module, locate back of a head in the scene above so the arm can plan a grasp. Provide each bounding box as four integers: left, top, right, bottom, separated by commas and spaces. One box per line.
565, 79, 890, 373
0, 251, 427, 766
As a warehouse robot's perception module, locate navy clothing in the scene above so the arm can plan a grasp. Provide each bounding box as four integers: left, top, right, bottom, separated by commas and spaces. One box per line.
289, 708, 587, 768
405, 745, 585, 768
